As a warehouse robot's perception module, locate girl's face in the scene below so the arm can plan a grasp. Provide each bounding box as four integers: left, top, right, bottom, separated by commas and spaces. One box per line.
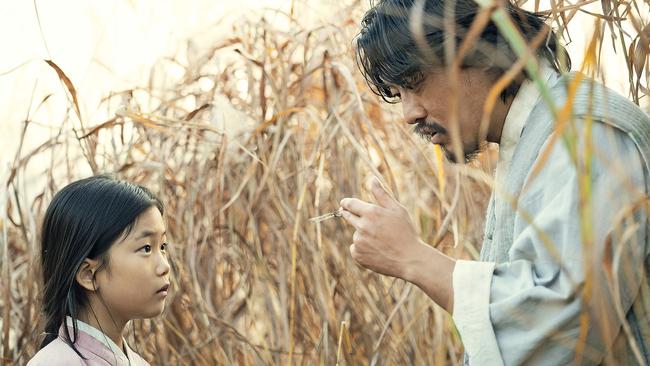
94, 206, 171, 323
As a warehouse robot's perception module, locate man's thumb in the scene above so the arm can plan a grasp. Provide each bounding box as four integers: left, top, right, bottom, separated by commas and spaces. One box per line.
371, 177, 394, 208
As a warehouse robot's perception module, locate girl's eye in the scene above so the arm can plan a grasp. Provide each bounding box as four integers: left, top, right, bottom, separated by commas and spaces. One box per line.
161, 242, 168, 252
139, 245, 152, 253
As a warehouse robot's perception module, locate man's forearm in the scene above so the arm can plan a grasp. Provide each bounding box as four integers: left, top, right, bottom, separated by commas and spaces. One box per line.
403, 242, 456, 313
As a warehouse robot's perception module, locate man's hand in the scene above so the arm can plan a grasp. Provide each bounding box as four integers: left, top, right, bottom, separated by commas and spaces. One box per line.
339, 177, 425, 279
339, 177, 456, 312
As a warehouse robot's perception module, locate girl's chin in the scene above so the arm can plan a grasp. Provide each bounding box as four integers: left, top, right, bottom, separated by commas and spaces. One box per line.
135, 305, 167, 319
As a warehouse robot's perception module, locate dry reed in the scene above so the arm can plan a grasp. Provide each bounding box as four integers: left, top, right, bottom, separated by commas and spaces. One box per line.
1, 0, 647, 365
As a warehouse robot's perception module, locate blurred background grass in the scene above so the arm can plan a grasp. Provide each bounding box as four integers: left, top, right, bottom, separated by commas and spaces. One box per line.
1, 0, 648, 364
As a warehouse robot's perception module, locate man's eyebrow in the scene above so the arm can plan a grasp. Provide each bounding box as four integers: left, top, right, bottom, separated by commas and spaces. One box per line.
135, 230, 166, 240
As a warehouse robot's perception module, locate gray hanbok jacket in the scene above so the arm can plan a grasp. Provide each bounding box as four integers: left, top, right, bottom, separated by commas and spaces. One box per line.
474, 73, 650, 365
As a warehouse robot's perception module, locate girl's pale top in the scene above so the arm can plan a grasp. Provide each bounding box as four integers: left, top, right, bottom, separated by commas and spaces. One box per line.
27, 317, 149, 366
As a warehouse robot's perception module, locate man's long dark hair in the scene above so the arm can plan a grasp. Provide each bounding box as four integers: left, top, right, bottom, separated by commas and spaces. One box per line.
355, 0, 572, 103
39, 174, 163, 356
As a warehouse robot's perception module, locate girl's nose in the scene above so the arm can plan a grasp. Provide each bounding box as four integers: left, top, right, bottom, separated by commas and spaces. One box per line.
157, 252, 171, 276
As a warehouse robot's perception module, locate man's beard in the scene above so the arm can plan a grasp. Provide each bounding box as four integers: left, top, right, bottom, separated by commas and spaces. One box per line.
413, 119, 482, 163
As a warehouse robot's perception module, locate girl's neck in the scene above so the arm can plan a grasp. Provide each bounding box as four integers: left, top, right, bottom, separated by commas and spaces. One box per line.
77, 303, 128, 352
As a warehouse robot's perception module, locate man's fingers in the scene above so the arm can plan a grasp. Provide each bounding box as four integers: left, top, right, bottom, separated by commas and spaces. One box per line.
340, 197, 375, 216
349, 243, 362, 264
370, 177, 395, 209
340, 208, 362, 229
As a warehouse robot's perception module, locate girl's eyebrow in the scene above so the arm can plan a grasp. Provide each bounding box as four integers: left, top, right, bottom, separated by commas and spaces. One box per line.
135, 229, 166, 240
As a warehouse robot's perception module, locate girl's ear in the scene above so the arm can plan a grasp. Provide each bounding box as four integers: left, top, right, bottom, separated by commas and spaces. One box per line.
76, 259, 100, 291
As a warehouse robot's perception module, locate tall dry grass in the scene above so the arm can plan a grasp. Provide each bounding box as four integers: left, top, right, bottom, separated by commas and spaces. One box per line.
1, 0, 648, 365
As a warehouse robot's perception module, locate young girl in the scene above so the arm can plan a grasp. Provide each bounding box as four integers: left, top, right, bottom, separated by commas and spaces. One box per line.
28, 175, 171, 365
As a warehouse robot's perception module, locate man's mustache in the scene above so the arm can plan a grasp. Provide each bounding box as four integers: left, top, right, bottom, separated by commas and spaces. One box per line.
413, 119, 447, 140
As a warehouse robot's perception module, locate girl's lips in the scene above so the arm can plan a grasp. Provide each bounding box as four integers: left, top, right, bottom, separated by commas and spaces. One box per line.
156, 283, 170, 294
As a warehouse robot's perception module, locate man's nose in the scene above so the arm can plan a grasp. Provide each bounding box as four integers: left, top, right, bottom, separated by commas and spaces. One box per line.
401, 92, 426, 125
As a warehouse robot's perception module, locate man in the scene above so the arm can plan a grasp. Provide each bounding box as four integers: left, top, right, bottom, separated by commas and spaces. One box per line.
339, 0, 650, 364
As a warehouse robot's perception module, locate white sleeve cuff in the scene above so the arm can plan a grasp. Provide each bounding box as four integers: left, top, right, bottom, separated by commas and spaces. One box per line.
452, 260, 504, 366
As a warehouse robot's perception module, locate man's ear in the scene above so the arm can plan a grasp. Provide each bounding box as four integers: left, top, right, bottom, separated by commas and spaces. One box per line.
76, 259, 99, 291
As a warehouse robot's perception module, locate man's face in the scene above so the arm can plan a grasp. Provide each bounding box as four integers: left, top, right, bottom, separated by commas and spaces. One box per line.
395, 68, 498, 163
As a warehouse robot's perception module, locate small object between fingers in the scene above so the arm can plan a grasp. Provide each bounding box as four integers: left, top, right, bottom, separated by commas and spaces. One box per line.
308, 207, 343, 223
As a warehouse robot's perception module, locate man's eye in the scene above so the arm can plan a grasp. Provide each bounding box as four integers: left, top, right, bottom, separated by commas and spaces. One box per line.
388, 86, 401, 98
404, 72, 424, 91
139, 245, 152, 253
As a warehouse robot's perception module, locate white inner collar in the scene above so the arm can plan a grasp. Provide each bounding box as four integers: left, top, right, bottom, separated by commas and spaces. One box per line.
495, 62, 557, 184
66, 315, 130, 362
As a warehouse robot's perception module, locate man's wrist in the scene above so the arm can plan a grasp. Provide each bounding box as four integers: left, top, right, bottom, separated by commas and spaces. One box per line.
401, 241, 435, 283
402, 241, 456, 312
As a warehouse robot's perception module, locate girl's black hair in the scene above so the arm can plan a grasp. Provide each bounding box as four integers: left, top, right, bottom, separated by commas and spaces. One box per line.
355, 0, 572, 103
39, 174, 163, 356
